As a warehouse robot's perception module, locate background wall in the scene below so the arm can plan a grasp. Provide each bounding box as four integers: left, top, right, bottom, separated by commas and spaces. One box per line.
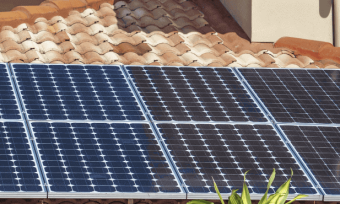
219, 0, 333, 43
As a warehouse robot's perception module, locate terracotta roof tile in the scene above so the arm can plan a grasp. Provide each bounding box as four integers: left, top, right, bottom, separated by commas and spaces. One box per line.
0, 0, 335, 69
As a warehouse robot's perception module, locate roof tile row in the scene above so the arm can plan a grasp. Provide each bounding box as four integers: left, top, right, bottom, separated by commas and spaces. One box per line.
0, 0, 337, 68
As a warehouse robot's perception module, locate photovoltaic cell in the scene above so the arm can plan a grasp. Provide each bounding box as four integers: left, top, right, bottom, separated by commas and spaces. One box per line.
238, 68, 340, 124
155, 123, 317, 195
0, 63, 21, 120
31, 122, 182, 194
127, 66, 266, 122
12, 64, 145, 121
280, 125, 340, 195
0, 122, 43, 192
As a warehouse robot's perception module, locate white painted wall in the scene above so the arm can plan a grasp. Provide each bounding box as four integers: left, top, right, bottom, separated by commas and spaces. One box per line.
220, 0, 333, 44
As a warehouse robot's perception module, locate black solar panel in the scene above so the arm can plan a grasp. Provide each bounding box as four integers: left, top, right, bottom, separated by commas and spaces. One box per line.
31, 122, 182, 194
127, 66, 267, 122
12, 64, 145, 121
155, 123, 317, 195
0, 122, 44, 192
238, 68, 340, 124
0, 63, 21, 120
280, 125, 340, 195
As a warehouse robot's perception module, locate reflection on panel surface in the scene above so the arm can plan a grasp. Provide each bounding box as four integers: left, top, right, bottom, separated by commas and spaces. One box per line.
155, 123, 317, 195
31, 122, 182, 193
0, 122, 43, 192
239, 68, 340, 124
12, 64, 145, 121
127, 66, 266, 122
280, 125, 340, 195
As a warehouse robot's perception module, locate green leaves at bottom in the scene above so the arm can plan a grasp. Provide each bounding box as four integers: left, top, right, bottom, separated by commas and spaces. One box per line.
187, 200, 214, 204
213, 177, 225, 204
228, 189, 242, 204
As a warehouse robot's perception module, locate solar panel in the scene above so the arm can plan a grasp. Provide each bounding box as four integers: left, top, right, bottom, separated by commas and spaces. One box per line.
126, 66, 267, 122
30, 122, 184, 198
237, 68, 340, 124
0, 63, 22, 120
11, 64, 146, 121
155, 123, 320, 200
0, 121, 45, 197
279, 124, 340, 200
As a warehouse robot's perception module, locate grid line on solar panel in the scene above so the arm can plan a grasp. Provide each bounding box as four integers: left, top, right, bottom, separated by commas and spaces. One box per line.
237, 68, 340, 124
0, 121, 44, 192
11, 64, 146, 121
0, 63, 22, 120
279, 125, 340, 195
154, 123, 318, 195
125, 66, 267, 123
30, 122, 182, 194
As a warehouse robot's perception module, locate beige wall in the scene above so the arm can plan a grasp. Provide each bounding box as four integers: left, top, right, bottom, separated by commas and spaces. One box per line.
220, 0, 333, 44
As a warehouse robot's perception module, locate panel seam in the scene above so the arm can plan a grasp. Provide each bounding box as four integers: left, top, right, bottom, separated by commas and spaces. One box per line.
7, 63, 49, 197
120, 65, 188, 195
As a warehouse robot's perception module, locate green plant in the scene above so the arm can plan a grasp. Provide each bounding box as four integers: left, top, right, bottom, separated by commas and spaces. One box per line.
187, 168, 307, 204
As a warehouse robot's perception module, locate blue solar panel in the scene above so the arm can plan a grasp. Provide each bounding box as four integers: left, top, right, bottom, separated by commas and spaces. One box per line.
0, 63, 22, 120
279, 125, 340, 197
238, 68, 340, 124
31, 122, 182, 194
12, 64, 145, 121
126, 66, 267, 122
155, 123, 318, 197
0, 122, 44, 192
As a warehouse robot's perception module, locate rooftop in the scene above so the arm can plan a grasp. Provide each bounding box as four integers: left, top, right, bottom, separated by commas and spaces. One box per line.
0, 0, 338, 68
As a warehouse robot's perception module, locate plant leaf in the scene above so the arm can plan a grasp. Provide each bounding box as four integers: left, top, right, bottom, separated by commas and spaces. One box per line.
187, 200, 214, 204
265, 177, 292, 204
259, 169, 276, 204
241, 170, 251, 204
213, 177, 225, 204
228, 189, 242, 204
285, 194, 308, 204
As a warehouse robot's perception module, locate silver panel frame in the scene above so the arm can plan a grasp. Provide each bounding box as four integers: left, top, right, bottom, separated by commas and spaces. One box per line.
0, 192, 46, 198
187, 192, 322, 201
48, 192, 186, 199
324, 195, 340, 202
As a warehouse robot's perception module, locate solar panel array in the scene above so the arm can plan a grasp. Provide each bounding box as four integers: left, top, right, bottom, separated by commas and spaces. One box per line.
237, 68, 340, 201
2, 62, 340, 200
